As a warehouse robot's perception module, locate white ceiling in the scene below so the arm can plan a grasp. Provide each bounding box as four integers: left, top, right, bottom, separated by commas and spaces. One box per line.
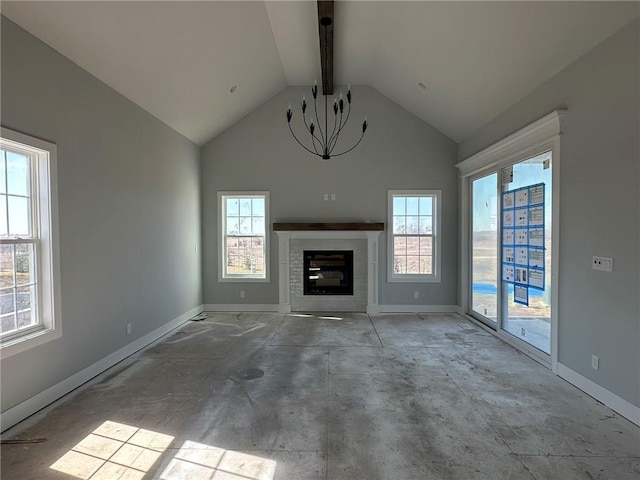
2, 1, 638, 145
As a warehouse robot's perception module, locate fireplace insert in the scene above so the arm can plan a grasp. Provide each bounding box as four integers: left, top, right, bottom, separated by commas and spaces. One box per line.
303, 250, 354, 295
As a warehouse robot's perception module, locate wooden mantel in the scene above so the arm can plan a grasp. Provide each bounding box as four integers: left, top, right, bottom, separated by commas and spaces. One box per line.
273, 222, 384, 231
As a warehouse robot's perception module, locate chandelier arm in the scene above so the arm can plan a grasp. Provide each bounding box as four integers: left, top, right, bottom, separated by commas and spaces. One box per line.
288, 123, 321, 157
312, 95, 327, 147
327, 109, 341, 152
340, 99, 352, 132
330, 92, 350, 145
329, 108, 346, 152
328, 101, 351, 153
303, 113, 326, 146
309, 128, 322, 156
328, 131, 366, 158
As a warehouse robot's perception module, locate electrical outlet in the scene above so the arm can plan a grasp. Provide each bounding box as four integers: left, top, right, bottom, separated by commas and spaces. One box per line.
323, 193, 328, 201
521, 328, 526, 337
126, 323, 132, 336
194, 243, 198, 253
413, 291, 419, 299
331, 193, 336, 201
240, 290, 245, 299
591, 354, 599, 370
592, 256, 613, 272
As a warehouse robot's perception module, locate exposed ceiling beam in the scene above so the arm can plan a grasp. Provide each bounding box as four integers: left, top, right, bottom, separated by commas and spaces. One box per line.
317, 0, 334, 95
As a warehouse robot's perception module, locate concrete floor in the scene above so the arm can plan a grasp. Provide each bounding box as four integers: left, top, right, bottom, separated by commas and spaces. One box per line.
1, 312, 639, 479
502, 317, 551, 354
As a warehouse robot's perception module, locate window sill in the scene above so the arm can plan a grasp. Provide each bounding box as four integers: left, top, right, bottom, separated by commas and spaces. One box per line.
219, 276, 270, 283
1, 326, 62, 359
388, 275, 441, 283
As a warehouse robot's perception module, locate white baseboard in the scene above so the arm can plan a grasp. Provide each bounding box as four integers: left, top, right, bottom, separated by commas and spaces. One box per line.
461, 313, 638, 427
377, 304, 460, 314
557, 363, 640, 427
366, 304, 380, 315
0, 305, 203, 433
204, 304, 279, 312
203, 304, 460, 315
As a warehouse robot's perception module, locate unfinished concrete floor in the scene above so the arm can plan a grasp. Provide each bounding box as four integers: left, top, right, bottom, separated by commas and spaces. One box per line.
1, 312, 639, 479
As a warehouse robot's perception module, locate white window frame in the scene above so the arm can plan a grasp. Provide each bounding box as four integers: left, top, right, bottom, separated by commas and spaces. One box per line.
0, 127, 61, 359
387, 189, 442, 283
218, 191, 270, 282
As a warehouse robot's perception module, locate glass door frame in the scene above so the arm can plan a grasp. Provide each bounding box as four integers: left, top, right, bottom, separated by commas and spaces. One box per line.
498, 146, 555, 365
468, 169, 500, 327
457, 111, 563, 373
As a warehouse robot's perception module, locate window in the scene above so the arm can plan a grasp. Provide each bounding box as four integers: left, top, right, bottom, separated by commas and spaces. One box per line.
388, 190, 441, 282
218, 192, 269, 281
0, 128, 60, 358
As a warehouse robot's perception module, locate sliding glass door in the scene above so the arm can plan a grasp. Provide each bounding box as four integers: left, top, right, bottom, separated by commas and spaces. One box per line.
470, 172, 498, 325
461, 111, 562, 366
468, 151, 553, 358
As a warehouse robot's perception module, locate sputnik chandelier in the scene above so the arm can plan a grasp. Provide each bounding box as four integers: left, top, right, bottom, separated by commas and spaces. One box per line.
286, 1, 367, 160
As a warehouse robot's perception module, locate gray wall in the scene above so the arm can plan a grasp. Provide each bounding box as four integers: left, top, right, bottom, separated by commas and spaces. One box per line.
459, 19, 640, 407
202, 86, 458, 307
0, 18, 202, 412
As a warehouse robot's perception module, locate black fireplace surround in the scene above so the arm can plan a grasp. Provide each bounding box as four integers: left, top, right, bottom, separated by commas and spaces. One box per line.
303, 250, 354, 295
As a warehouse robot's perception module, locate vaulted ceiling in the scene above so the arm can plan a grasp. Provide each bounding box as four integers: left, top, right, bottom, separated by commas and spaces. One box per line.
2, 1, 638, 146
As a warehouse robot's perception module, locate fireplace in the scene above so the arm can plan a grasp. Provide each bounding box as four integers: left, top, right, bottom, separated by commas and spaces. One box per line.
274, 223, 383, 313
303, 250, 354, 295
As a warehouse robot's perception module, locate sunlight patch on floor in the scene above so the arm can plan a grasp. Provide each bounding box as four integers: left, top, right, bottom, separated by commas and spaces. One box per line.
50, 420, 276, 480
50, 420, 173, 479
160, 440, 277, 480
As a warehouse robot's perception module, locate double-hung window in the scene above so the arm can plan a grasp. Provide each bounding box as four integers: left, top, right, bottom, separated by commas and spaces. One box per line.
0, 128, 60, 358
388, 190, 441, 282
218, 192, 269, 281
